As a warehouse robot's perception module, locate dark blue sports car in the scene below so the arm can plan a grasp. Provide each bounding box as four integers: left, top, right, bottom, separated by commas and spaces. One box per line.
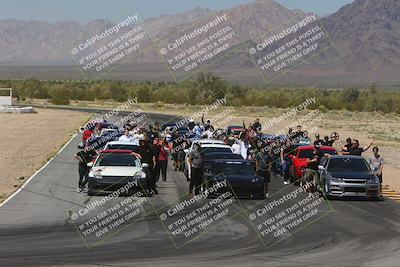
205, 160, 265, 199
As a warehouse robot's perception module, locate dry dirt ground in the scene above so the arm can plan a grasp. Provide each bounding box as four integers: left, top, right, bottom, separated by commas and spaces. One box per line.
0, 108, 91, 203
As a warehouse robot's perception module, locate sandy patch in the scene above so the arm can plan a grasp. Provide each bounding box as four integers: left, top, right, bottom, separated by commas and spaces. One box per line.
0, 108, 91, 202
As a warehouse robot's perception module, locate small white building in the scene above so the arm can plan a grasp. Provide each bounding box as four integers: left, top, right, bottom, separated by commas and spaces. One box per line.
0, 88, 34, 113
0, 88, 12, 106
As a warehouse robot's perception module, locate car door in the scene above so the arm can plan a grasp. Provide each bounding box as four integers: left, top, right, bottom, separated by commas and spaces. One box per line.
318, 157, 329, 190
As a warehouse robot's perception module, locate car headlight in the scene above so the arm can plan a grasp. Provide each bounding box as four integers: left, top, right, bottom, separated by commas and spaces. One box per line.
134, 171, 146, 179
367, 178, 379, 184
330, 177, 343, 183
93, 172, 102, 179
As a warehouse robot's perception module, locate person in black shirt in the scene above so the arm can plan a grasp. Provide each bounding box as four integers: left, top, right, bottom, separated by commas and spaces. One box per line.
304, 148, 320, 193
132, 139, 158, 195
344, 138, 352, 150
74, 145, 96, 193
341, 139, 373, 156
269, 140, 281, 179
188, 143, 203, 197
251, 118, 262, 134
313, 133, 324, 146
293, 125, 304, 141
323, 136, 334, 147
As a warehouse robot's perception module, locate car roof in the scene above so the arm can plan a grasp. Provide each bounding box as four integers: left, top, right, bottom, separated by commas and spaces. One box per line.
200, 144, 231, 148
297, 145, 336, 151
99, 150, 134, 154
203, 152, 242, 158
194, 139, 224, 144
106, 141, 137, 145
329, 155, 364, 159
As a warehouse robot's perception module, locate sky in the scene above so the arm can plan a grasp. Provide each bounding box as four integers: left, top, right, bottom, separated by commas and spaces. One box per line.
1, 0, 355, 23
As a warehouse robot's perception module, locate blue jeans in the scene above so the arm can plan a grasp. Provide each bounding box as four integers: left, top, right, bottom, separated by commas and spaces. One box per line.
281, 159, 291, 182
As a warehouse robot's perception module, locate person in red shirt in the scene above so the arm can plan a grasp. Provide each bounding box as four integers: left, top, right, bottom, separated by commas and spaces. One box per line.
155, 138, 169, 182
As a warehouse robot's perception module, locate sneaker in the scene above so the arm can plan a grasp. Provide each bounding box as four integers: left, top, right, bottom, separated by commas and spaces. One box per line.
265, 193, 269, 198
76, 187, 83, 193
283, 181, 289, 185
188, 192, 194, 198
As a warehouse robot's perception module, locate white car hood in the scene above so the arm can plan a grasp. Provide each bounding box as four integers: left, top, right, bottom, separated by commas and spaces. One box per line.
89, 166, 142, 177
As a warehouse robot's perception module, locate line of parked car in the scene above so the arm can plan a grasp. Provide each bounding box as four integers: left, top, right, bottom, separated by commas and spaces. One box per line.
79, 121, 382, 200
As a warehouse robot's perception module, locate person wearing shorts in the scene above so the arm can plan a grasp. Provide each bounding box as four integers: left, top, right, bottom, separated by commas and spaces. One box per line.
255, 147, 271, 197
369, 146, 384, 186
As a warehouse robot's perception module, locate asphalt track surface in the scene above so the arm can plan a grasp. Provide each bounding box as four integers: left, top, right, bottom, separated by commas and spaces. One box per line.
1, 112, 400, 267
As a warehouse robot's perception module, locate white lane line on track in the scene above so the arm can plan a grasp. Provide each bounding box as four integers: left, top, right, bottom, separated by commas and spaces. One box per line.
0, 132, 78, 208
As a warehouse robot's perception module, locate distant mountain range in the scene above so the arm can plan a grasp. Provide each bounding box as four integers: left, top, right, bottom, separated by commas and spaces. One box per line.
0, 0, 399, 85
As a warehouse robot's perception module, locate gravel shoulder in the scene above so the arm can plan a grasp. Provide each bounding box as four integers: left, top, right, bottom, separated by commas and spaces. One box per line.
0, 108, 91, 202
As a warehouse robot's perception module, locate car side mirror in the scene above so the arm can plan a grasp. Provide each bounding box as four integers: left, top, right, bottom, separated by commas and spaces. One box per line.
318, 165, 325, 171
87, 162, 93, 167
142, 163, 149, 168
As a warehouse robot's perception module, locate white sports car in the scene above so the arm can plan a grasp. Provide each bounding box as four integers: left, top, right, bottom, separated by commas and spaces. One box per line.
87, 150, 148, 196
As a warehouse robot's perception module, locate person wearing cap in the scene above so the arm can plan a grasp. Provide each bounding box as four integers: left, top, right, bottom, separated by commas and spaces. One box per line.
314, 133, 324, 146
188, 119, 195, 131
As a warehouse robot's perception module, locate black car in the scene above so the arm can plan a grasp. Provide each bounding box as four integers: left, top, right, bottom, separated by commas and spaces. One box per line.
205, 160, 265, 199
202, 152, 243, 175
318, 155, 381, 199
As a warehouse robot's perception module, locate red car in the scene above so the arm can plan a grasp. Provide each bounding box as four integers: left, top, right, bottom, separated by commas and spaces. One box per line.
289, 145, 337, 182
226, 125, 246, 138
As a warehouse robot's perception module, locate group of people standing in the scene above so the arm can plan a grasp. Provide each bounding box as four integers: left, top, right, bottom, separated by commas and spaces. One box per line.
74, 116, 385, 197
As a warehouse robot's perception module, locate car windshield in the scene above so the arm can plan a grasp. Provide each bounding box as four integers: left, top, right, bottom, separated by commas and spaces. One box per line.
107, 144, 137, 150
213, 162, 256, 176
96, 154, 139, 167
203, 153, 243, 160
298, 149, 314, 159
201, 147, 232, 155
319, 149, 337, 156
327, 158, 370, 173
298, 149, 336, 159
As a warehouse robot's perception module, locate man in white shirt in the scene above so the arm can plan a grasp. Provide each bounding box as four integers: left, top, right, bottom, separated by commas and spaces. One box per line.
231, 139, 241, 155
119, 129, 133, 142
202, 126, 215, 139
239, 139, 251, 159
